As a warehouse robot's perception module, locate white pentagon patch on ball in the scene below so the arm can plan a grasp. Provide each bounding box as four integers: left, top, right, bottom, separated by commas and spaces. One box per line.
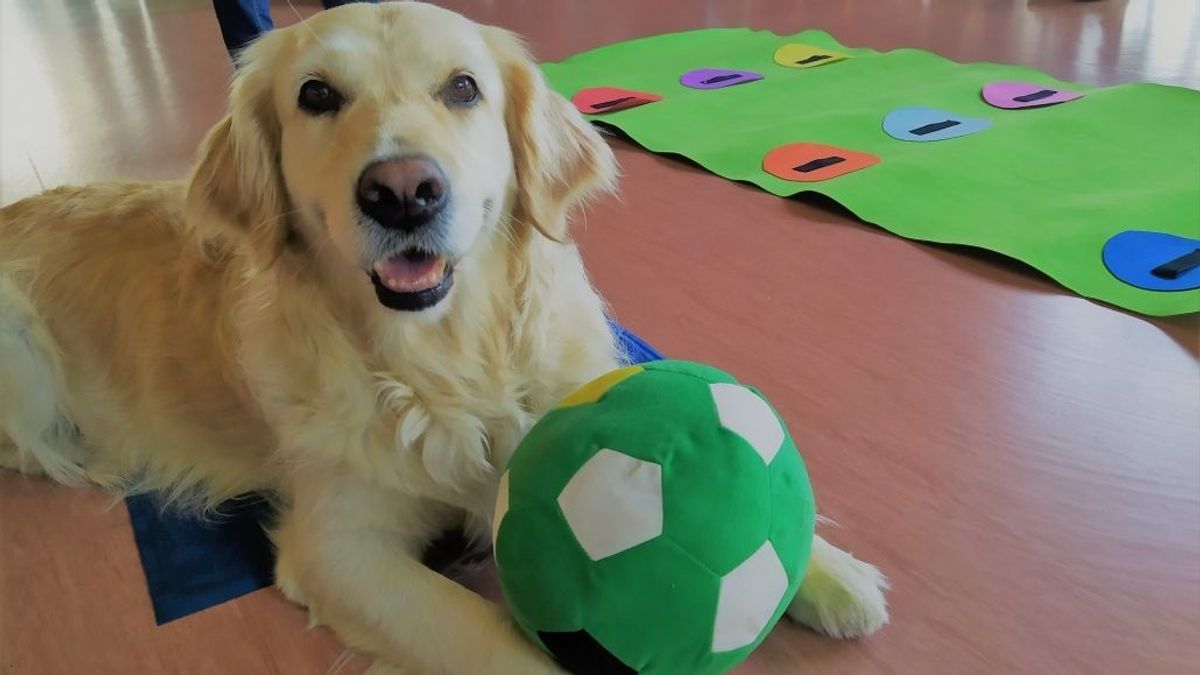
712, 541, 790, 652
710, 383, 785, 463
558, 448, 664, 561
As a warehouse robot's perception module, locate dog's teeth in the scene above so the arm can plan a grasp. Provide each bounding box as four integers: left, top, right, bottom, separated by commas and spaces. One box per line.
373, 256, 446, 293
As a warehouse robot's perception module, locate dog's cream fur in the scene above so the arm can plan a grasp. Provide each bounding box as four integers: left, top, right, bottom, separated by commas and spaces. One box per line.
0, 4, 886, 672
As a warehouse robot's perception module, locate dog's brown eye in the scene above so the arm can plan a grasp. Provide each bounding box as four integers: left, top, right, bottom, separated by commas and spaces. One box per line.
443, 74, 479, 107
299, 79, 344, 115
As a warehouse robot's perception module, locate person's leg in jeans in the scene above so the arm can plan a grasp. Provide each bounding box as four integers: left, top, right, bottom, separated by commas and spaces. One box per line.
322, 0, 379, 8
213, 0, 274, 59
213, 0, 380, 62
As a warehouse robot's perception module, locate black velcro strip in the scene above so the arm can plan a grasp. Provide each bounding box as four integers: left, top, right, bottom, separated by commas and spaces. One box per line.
591, 96, 636, 110
909, 119, 962, 136
1151, 248, 1200, 280
794, 156, 846, 173
702, 74, 743, 84
1013, 89, 1058, 103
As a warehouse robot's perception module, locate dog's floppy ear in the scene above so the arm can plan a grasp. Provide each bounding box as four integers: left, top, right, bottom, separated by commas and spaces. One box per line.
186, 32, 290, 264
487, 29, 617, 242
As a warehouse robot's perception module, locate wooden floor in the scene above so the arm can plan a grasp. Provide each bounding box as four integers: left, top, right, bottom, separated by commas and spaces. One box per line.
2, 1, 1198, 673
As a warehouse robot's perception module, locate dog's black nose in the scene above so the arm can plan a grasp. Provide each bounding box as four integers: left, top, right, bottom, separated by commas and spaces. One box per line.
357, 156, 449, 230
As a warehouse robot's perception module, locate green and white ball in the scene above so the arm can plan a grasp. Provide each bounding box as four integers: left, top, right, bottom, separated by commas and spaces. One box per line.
493, 360, 815, 675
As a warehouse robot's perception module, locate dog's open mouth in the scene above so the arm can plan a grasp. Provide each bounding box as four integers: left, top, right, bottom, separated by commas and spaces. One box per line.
369, 249, 454, 311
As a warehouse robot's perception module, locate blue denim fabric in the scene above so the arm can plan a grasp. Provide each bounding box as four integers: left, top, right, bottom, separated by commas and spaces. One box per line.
213, 0, 380, 58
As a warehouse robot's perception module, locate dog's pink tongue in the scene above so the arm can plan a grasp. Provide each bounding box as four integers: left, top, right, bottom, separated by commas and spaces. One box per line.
373, 255, 445, 293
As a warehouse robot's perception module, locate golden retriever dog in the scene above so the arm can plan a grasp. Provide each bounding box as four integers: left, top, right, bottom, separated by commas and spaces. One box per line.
0, 3, 887, 672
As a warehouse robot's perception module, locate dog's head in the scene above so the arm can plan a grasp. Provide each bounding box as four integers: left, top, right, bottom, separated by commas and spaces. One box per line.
187, 2, 614, 316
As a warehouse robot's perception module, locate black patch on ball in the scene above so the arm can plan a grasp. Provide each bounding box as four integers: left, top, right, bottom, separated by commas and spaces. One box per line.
537, 630, 636, 675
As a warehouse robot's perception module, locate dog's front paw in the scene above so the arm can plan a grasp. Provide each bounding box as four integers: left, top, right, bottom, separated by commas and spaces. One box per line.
786, 535, 889, 639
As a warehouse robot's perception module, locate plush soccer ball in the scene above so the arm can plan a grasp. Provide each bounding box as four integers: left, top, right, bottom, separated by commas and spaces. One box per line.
492, 360, 815, 675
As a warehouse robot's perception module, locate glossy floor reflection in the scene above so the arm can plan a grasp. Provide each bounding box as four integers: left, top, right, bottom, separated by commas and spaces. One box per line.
1, 1, 1198, 674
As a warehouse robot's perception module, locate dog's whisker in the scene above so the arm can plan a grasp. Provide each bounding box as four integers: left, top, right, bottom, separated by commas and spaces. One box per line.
26, 153, 45, 191
325, 649, 358, 675
285, 0, 327, 51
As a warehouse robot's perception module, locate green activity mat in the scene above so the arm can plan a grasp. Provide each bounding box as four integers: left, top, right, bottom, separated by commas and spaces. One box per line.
541, 28, 1200, 317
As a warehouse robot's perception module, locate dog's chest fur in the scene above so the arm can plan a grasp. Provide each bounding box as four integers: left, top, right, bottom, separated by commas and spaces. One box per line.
237, 282, 536, 520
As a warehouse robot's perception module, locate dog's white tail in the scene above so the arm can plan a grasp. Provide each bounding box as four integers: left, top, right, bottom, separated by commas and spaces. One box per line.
0, 266, 87, 484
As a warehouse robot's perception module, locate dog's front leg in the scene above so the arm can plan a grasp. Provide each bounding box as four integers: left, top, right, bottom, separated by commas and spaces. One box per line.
272, 469, 562, 675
